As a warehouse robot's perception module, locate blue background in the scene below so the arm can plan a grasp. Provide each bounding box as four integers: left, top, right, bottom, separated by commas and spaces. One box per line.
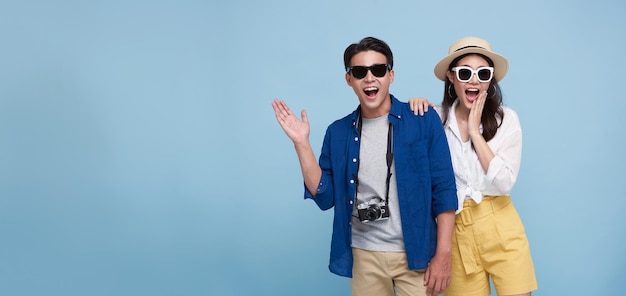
1, 0, 624, 295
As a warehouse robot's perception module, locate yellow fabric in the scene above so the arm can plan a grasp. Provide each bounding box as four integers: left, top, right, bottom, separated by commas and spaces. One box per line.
444, 196, 538, 296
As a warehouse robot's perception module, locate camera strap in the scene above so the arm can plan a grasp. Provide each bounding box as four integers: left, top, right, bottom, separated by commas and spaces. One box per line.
355, 116, 394, 205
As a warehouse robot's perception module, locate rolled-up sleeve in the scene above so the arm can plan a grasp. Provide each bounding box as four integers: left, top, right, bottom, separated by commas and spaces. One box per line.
427, 110, 458, 216
304, 128, 335, 211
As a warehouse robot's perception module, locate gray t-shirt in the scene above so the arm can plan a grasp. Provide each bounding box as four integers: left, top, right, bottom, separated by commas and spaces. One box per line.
351, 115, 405, 252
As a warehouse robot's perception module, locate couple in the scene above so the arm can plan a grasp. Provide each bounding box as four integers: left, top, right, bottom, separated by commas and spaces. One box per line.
271, 36, 537, 296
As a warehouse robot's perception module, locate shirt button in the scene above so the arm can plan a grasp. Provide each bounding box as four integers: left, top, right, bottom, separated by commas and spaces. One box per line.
354, 137, 359, 142
349, 200, 353, 205
352, 158, 357, 163
350, 179, 355, 184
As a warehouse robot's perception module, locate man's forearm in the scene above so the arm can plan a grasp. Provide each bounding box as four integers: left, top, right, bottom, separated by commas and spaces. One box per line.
294, 141, 322, 195
436, 210, 455, 255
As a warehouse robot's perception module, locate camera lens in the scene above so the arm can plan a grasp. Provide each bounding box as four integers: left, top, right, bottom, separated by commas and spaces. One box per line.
366, 207, 381, 221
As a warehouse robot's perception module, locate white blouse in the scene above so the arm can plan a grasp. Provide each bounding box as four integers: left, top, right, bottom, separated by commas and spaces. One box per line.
436, 102, 522, 213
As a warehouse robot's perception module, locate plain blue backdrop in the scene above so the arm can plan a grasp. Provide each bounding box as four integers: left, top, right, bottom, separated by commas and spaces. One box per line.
1, 0, 624, 295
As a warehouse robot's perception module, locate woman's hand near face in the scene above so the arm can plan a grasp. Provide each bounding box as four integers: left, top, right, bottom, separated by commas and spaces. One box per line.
468, 91, 488, 138
467, 91, 495, 173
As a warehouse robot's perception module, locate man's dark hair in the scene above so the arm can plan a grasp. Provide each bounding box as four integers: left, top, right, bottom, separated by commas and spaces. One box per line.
343, 37, 394, 71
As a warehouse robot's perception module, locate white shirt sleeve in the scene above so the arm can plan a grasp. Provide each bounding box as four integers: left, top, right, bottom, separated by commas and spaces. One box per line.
483, 107, 522, 195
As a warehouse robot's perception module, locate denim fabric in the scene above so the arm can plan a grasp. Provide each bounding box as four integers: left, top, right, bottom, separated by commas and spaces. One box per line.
304, 95, 457, 277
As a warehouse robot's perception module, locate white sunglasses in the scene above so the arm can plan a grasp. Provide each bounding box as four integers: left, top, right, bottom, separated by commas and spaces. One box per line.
451, 66, 494, 83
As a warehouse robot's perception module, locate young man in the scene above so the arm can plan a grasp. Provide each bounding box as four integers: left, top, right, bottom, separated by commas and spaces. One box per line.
271, 37, 457, 296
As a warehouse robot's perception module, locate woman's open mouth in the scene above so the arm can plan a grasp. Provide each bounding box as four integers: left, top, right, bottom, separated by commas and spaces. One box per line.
465, 89, 479, 102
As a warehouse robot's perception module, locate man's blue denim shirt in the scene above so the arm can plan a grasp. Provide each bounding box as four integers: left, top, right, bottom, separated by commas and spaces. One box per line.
304, 95, 457, 278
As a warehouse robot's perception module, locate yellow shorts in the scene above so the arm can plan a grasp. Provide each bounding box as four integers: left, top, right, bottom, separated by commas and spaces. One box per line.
443, 196, 538, 296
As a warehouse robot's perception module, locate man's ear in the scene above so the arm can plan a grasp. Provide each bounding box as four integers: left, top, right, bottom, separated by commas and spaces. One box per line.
345, 72, 352, 86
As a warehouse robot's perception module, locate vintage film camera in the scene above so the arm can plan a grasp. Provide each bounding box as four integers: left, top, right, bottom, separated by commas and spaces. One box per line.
357, 197, 389, 223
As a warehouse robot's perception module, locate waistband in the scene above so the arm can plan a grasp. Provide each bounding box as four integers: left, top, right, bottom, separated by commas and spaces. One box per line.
457, 195, 511, 226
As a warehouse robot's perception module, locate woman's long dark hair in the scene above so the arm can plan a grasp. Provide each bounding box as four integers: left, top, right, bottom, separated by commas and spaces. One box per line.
441, 53, 504, 143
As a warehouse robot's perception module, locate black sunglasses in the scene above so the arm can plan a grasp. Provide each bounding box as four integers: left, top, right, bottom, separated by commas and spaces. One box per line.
347, 64, 391, 79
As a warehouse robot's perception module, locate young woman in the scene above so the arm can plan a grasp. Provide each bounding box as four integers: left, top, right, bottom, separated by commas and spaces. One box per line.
409, 37, 538, 296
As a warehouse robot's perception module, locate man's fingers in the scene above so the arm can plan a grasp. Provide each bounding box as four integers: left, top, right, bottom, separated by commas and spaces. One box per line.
301, 110, 308, 124
424, 268, 436, 296
435, 279, 443, 295
430, 278, 445, 296
284, 103, 293, 115
427, 283, 434, 295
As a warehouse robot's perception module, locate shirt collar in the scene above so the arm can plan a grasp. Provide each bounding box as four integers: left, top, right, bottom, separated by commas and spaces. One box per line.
352, 94, 401, 126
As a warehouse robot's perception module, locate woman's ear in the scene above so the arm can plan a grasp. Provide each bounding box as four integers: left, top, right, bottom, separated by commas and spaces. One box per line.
446, 70, 455, 83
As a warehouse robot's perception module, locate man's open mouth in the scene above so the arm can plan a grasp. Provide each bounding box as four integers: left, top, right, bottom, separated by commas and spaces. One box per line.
364, 87, 379, 98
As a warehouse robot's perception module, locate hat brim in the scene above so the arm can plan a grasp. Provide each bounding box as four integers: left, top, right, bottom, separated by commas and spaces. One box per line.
434, 48, 509, 82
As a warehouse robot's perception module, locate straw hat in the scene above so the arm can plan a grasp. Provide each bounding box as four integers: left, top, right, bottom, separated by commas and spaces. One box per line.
434, 36, 508, 82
